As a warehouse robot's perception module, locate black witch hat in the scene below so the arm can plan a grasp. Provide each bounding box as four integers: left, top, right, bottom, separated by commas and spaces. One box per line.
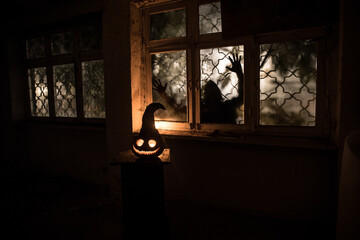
131, 103, 166, 158
139, 102, 165, 137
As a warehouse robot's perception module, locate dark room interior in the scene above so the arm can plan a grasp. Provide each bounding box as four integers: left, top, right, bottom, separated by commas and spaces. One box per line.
2, 0, 360, 239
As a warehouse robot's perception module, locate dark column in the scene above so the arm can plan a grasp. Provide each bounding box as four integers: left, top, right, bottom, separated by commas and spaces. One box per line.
111, 149, 170, 240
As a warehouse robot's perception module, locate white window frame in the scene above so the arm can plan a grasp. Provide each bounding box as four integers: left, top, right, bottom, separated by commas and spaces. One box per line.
130, 0, 337, 141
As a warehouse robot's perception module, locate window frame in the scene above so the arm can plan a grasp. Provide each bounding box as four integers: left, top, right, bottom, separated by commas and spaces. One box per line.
24, 15, 105, 123
143, 1, 191, 132
130, 0, 335, 140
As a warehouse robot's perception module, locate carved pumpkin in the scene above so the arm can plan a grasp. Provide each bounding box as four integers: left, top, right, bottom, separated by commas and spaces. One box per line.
132, 103, 166, 158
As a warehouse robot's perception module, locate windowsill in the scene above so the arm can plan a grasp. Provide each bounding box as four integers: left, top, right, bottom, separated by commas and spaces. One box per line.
13, 119, 106, 131
143, 129, 337, 150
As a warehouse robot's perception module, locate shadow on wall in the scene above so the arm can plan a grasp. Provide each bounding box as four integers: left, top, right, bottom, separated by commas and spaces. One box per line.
26, 125, 108, 185
164, 138, 338, 224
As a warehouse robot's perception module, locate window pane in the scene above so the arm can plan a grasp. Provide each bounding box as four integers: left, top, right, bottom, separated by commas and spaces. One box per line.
200, 46, 244, 124
150, 9, 186, 40
82, 60, 106, 118
28, 67, 49, 117
80, 25, 102, 51
152, 51, 187, 122
53, 64, 77, 117
51, 32, 73, 55
199, 1, 222, 34
26, 38, 45, 59
259, 40, 317, 126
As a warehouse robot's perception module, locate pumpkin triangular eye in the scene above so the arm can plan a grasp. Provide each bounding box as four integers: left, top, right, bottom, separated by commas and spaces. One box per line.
148, 139, 156, 148
136, 139, 144, 147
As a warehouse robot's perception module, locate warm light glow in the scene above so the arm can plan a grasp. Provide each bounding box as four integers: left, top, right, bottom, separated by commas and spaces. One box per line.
148, 139, 156, 148
136, 139, 144, 147
155, 121, 172, 129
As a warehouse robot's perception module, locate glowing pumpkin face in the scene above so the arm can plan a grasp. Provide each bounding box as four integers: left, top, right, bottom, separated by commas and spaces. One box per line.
131, 102, 166, 158
132, 135, 164, 158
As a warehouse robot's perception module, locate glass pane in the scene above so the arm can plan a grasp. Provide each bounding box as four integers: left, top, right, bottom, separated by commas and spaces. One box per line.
51, 32, 73, 55
200, 46, 244, 124
26, 38, 45, 59
152, 51, 187, 122
199, 1, 222, 34
53, 64, 77, 117
82, 60, 106, 118
259, 40, 317, 126
150, 9, 186, 40
80, 25, 102, 51
28, 67, 49, 117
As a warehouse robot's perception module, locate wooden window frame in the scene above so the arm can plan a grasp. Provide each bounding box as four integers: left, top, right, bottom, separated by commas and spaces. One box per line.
130, 0, 337, 143
24, 15, 104, 123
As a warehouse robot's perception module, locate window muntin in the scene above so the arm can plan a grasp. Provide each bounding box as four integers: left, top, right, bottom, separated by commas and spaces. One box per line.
150, 9, 186, 40
259, 40, 317, 126
152, 50, 187, 122
25, 20, 105, 120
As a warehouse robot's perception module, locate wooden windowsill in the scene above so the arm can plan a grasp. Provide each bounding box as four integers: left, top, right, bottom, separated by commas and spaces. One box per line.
137, 129, 338, 150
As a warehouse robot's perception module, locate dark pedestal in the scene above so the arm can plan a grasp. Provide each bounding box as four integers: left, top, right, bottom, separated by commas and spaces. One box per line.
111, 149, 170, 240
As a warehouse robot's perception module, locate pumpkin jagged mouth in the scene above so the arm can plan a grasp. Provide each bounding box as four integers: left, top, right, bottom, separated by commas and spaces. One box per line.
132, 145, 160, 156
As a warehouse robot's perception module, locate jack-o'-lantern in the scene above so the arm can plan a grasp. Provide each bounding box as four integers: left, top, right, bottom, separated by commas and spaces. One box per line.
132, 103, 166, 158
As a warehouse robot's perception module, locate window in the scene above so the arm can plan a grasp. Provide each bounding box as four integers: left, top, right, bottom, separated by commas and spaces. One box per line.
25, 17, 105, 121
131, 0, 334, 138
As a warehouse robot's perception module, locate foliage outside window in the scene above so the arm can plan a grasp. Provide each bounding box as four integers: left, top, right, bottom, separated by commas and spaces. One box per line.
26, 20, 105, 120
259, 41, 317, 126
131, 0, 332, 137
